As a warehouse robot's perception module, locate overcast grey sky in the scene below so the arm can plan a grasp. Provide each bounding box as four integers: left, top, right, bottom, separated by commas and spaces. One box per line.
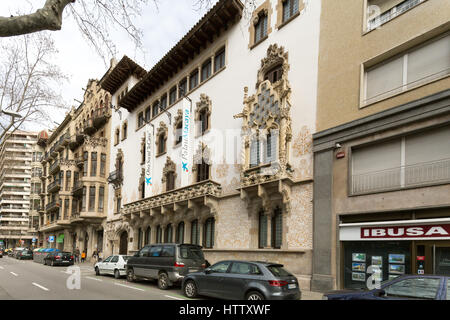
0, 0, 218, 131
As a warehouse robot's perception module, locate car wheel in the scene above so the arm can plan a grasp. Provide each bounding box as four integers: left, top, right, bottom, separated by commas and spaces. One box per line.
95, 267, 101, 276
184, 280, 198, 298
114, 269, 120, 279
158, 272, 169, 290
246, 291, 265, 300
126, 268, 135, 282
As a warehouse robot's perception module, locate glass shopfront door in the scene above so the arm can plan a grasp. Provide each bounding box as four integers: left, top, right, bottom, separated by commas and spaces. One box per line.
414, 241, 450, 276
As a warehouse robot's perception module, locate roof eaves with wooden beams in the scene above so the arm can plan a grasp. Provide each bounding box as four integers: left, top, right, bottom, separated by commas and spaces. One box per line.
100, 55, 147, 94
118, 0, 244, 112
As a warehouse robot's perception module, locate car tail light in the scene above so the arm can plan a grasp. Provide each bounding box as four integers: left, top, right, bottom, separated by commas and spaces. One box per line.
201, 264, 206, 268
70, 256, 74, 260
174, 262, 185, 267
55, 256, 61, 259
268, 280, 288, 287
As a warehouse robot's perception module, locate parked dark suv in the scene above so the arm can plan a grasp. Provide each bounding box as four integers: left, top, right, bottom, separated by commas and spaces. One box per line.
126, 243, 206, 290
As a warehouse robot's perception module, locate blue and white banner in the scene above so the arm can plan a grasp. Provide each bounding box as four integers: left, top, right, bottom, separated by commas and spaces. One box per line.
181, 98, 192, 187
145, 124, 153, 197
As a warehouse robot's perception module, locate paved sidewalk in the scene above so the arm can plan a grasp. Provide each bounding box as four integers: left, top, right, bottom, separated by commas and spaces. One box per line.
301, 290, 323, 300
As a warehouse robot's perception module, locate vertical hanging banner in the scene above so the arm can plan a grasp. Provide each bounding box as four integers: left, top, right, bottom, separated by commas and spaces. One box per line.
181, 98, 192, 187
145, 124, 153, 197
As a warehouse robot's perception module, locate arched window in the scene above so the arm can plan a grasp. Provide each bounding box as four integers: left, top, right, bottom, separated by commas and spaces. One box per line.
145, 226, 151, 245
158, 133, 166, 154
176, 222, 185, 244
250, 135, 261, 168
138, 228, 143, 250
122, 121, 128, 140
282, 0, 300, 22
156, 225, 162, 243
191, 220, 199, 245
199, 109, 208, 135
258, 211, 268, 248
264, 64, 283, 83
165, 224, 173, 243
271, 207, 282, 249
175, 122, 182, 145
152, 101, 159, 117
114, 128, 120, 145
203, 217, 215, 249
166, 171, 175, 191
254, 11, 268, 43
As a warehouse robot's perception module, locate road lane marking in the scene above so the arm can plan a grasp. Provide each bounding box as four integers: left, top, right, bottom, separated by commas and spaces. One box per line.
114, 283, 145, 292
10, 272, 18, 277
32, 283, 49, 291
165, 295, 186, 300
86, 276, 102, 282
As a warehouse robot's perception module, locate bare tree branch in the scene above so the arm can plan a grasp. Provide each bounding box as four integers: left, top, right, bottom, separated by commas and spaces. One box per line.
0, 0, 75, 37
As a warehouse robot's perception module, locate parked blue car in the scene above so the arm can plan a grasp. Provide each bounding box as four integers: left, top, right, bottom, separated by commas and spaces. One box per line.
323, 275, 449, 300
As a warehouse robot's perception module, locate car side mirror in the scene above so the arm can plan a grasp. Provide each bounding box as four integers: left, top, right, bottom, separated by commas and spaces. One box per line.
205, 268, 213, 274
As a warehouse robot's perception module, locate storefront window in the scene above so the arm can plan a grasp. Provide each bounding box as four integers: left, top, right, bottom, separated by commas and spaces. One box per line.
343, 241, 411, 289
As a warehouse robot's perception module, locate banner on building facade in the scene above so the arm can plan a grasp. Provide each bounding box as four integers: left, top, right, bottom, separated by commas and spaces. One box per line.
340, 220, 450, 241
145, 123, 153, 197
180, 98, 192, 187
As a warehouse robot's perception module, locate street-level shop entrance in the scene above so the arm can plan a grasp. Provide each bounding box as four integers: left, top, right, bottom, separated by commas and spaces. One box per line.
339, 219, 450, 289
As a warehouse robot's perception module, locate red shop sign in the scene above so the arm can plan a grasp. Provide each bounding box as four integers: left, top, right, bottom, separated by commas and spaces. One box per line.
361, 224, 450, 239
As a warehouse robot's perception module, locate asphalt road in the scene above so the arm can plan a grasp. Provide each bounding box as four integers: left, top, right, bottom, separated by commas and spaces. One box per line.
0, 256, 196, 300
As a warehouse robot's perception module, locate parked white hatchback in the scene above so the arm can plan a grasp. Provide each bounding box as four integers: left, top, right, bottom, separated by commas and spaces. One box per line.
94, 255, 131, 279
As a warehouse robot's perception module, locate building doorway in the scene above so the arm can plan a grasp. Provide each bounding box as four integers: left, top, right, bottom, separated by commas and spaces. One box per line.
119, 231, 128, 255
413, 241, 450, 276
97, 229, 103, 253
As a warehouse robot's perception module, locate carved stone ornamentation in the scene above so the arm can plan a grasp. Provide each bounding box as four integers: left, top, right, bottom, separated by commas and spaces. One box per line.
193, 142, 212, 167
162, 157, 177, 183
235, 43, 293, 187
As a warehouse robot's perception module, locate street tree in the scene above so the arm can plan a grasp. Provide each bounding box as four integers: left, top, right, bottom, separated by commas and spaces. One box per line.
0, 1, 256, 61
0, 32, 67, 140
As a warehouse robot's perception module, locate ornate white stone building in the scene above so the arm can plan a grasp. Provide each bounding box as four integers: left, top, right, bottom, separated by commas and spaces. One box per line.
100, 0, 320, 289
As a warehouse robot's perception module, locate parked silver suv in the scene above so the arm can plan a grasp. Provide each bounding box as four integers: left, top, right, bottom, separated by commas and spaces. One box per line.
126, 243, 206, 290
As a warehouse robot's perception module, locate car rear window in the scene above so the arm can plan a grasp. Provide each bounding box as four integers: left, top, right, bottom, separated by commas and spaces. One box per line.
267, 265, 293, 277
179, 246, 204, 260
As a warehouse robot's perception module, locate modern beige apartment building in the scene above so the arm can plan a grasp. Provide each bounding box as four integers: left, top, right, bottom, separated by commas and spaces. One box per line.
38, 79, 111, 259
0, 130, 38, 248
312, 0, 450, 291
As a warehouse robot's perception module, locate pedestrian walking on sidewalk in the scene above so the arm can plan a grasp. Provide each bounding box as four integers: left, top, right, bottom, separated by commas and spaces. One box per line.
81, 250, 86, 263
75, 247, 80, 264
92, 250, 98, 264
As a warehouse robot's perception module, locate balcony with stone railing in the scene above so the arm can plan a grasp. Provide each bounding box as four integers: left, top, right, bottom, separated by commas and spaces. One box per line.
122, 180, 222, 217
93, 107, 110, 129
68, 132, 85, 151
45, 201, 60, 212
47, 180, 61, 194
83, 118, 95, 135
49, 159, 60, 175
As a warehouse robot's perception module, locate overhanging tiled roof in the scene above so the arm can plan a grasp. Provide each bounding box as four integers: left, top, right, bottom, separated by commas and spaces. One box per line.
118, 0, 244, 112
100, 56, 146, 94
